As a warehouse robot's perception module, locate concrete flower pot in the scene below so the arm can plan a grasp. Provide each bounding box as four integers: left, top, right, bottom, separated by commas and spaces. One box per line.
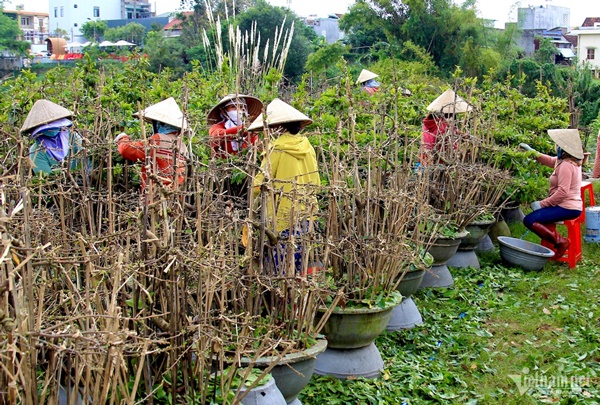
387, 267, 426, 331
318, 299, 399, 349
239, 376, 287, 405
240, 339, 328, 405
420, 230, 468, 288
314, 296, 401, 379
447, 219, 495, 269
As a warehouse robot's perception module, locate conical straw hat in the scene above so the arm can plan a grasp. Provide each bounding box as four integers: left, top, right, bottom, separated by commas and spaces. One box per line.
548, 129, 584, 160
20, 99, 73, 134
426, 89, 472, 114
248, 98, 313, 131
356, 69, 379, 85
207, 94, 263, 125
134, 97, 188, 130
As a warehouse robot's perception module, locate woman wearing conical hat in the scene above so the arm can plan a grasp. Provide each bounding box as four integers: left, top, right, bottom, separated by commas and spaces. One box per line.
520, 129, 584, 259
419, 88, 472, 165
248, 99, 320, 274
356, 69, 380, 95
115, 97, 189, 191
207, 94, 263, 158
21, 99, 88, 175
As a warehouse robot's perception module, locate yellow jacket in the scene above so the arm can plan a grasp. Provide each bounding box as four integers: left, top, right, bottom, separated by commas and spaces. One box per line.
254, 133, 320, 232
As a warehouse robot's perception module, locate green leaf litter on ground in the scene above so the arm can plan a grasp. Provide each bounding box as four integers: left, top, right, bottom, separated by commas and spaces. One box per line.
302, 225, 600, 404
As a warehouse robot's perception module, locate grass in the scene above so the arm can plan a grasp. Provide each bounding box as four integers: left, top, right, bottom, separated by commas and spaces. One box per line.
301, 201, 600, 404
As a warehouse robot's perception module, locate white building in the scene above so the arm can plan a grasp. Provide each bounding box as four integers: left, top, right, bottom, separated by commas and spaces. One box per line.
571, 18, 600, 77
48, 0, 153, 41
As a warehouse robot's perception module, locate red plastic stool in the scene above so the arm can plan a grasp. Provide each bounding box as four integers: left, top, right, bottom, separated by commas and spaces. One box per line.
580, 181, 595, 223
541, 217, 583, 269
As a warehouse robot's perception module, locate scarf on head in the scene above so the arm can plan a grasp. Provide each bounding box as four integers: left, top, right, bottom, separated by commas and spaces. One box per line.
34, 129, 70, 162
31, 118, 73, 162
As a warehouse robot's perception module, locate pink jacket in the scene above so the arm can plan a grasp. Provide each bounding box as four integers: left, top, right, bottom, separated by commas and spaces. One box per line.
537, 154, 582, 211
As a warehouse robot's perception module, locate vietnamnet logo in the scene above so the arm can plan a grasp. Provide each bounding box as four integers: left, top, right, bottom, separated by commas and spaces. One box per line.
509, 367, 599, 396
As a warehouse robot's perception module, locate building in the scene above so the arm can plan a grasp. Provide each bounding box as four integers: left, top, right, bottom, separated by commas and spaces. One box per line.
162, 12, 193, 38
107, 15, 169, 33
305, 14, 345, 44
571, 18, 600, 77
515, 4, 576, 61
3, 7, 49, 46
48, 0, 154, 41
518, 4, 570, 30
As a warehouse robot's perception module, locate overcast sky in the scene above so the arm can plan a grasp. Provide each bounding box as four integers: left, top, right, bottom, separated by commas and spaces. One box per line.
5, 0, 600, 29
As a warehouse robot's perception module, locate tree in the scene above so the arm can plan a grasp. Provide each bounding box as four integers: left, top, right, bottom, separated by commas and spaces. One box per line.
104, 22, 146, 45
338, 0, 389, 57
0, 3, 30, 55
338, 0, 490, 77
80, 20, 108, 42
305, 41, 348, 78
143, 31, 186, 75
235, 0, 317, 83
180, 0, 257, 20
534, 37, 558, 65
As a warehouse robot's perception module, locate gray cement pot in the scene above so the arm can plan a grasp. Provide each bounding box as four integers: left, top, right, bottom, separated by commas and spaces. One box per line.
458, 219, 496, 251
501, 204, 525, 224
475, 234, 495, 252
314, 298, 400, 380
420, 230, 468, 288
448, 219, 495, 269
497, 236, 554, 271
313, 343, 383, 380
241, 339, 328, 404
318, 300, 398, 349
386, 297, 423, 330
239, 376, 287, 405
387, 267, 426, 331
427, 230, 469, 266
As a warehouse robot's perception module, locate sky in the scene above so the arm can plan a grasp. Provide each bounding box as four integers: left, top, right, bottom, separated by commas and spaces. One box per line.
5, 0, 600, 29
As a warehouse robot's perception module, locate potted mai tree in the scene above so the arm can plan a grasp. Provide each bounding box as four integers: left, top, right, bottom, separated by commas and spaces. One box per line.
311, 135, 432, 379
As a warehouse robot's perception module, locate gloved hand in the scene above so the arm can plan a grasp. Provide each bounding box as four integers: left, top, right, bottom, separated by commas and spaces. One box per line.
519, 143, 534, 152
114, 132, 128, 143
530, 201, 542, 211
519, 143, 540, 156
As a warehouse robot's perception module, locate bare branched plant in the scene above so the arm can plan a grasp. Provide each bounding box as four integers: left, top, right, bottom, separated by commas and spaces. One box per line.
421, 82, 514, 231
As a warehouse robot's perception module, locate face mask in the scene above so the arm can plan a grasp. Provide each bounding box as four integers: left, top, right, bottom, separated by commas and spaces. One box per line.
38, 128, 61, 138
156, 122, 179, 134
227, 110, 244, 125
364, 79, 380, 88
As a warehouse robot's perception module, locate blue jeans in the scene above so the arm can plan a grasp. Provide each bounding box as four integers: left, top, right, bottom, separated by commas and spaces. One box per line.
524, 206, 581, 229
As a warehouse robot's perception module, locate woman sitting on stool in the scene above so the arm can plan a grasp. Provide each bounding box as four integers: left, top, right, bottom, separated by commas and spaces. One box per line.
520, 128, 584, 259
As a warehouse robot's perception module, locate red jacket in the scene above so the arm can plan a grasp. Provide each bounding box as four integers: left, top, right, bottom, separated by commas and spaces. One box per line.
209, 122, 258, 158
419, 116, 448, 165
117, 132, 188, 190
